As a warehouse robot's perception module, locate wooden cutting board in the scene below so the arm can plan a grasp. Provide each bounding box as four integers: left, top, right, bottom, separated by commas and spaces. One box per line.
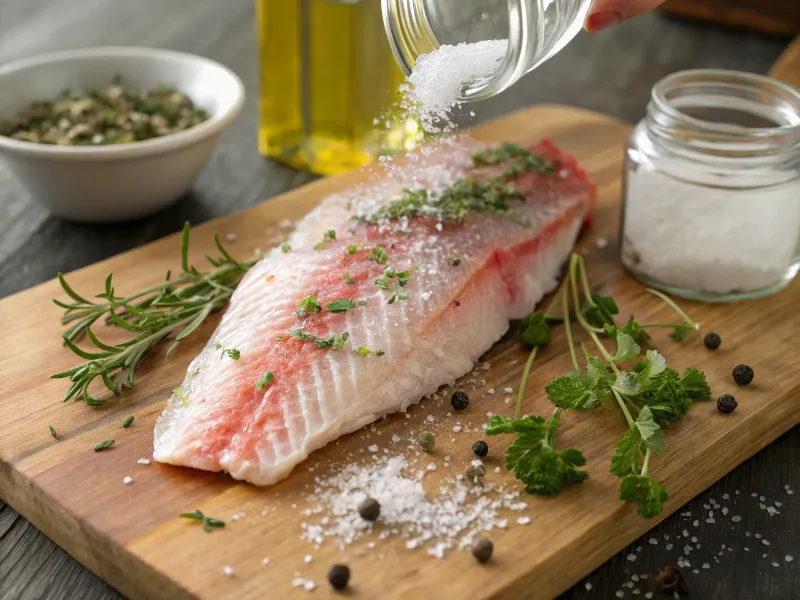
1, 104, 799, 600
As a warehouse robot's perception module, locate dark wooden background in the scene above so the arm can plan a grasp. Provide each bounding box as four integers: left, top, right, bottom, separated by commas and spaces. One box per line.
0, 2, 796, 599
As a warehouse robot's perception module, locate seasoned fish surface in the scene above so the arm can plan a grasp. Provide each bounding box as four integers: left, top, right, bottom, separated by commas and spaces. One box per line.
154, 139, 596, 485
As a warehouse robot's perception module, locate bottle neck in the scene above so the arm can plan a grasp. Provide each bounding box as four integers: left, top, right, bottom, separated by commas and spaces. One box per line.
382, 0, 592, 101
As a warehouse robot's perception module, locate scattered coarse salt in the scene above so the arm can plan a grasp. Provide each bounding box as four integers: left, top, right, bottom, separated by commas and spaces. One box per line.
123, 476, 132, 485
487, 388, 495, 395
648, 538, 658, 545
261, 558, 271, 565
392, 434, 401, 443
452, 425, 462, 433
225, 233, 237, 242
627, 553, 637, 562
304, 555, 313, 563
137, 458, 151, 465
368, 445, 379, 453
278, 218, 294, 229
223, 566, 234, 577
504, 397, 512, 404
494, 467, 501, 473
595, 237, 608, 249
427, 462, 436, 471
517, 517, 531, 525
786, 555, 794, 562
503, 387, 513, 394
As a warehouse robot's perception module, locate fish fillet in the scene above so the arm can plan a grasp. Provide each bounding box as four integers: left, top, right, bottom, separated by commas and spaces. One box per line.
153, 138, 596, 485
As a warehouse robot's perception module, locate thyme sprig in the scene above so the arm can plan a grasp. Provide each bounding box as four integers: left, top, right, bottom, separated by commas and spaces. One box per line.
51, 223, 257, 406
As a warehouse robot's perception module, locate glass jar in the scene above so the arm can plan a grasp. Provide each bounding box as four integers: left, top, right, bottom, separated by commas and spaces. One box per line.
381, 0, 593, 101
620, 69, 800, 302
256, 0, 422, 175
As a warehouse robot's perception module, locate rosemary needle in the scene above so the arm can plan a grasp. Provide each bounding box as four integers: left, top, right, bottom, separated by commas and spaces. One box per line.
51, 223, 257, 406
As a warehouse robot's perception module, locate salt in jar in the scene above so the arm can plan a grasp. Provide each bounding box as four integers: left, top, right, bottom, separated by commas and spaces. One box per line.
620, 69, 800, 301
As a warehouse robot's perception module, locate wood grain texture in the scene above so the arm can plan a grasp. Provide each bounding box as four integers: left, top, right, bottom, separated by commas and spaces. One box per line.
661, 0, 800, 37
0, 2, 797, 600
769, 36, 800, 90
0, 104, 798, 600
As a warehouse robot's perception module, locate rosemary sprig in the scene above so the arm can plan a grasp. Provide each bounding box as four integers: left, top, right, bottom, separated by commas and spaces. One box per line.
51, 223, 257, 406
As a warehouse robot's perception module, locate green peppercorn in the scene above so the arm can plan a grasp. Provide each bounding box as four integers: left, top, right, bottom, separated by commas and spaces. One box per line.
465, 463, 485, 484
472, 440, 488, 458
471, 538, 494, 563
451, 390, 470, 410
358, 497, 380, 521
328, 564, 350, 590
417, 431, 435, 451
733, 364, 754, 386
717, 394, 737, 414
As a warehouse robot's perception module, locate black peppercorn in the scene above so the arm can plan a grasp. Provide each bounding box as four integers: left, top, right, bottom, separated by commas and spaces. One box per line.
358, 497, 380, 521
733, 364, 754, 386
472, 440, 489, 458
328, 564, 350, 590
471, 538, 494, 563
451, 390, 470, 410
703, 332, 721, 350
717, 394, 737, 414
654, 565, 689, 596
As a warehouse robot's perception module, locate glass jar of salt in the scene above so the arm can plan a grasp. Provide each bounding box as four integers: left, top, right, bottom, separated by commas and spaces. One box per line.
382, 0, 592, 101
621, 69, 800, 301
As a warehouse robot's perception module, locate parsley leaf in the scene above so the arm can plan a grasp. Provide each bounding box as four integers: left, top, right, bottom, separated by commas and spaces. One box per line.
613, 372, 640, 396
635, 406, 665, 455
347, 244, 357, 255
256, 372, 275, 390
313, 229, 336, 251
517, 310, 552, 348
610, 428, 642, 477
584, 294, 619, 328
296, 295, 322, 317
679, 368, 712, 400
619, 474, 668, 519
610, 331, 641, 362
636, 349, 667, 387
281, 243, 291, 253
326, 298, 357, 313
604, 315, 651, 345
355, 346, 372, 358
545, 366, 610, 411
629, 367, 709, 427
670, 326, 692, 342
486, 411, 588, 495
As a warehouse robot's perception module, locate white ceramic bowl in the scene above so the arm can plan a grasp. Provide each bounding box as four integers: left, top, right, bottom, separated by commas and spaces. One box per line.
0, 47, 245, 222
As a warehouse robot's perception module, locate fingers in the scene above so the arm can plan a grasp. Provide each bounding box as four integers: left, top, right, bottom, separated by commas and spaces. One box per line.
585, 0, 667, 32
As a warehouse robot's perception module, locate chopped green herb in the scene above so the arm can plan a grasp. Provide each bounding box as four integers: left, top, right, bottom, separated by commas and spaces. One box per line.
375, 265, 411, 304
256, 371, 275, 390
355, 346, 372, 358
367, 246, 389, 264
296, 294, 323, 318
450, 258, 461, 266
375, 350, 386, 357
583, 294, 619, 328
179, 509, 226, 533
281, 243, 292, 253
214, 343, 240, 360
326, 298, 357, 313
49, 424, 57, 439
173, 387, 189, 406
122, 415, 134, 428
314, 230, 336, 251
342, 272, 356, 285
291, 329, 349, 350
347, 244, 357, 255
94, 439, 115, 452
472, 143, 556, 179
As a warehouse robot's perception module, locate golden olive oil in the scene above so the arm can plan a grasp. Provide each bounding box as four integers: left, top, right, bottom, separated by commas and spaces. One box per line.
256, 0, 420, 175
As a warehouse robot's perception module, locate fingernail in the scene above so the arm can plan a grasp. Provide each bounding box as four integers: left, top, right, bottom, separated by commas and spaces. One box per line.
585, 11, 623, 32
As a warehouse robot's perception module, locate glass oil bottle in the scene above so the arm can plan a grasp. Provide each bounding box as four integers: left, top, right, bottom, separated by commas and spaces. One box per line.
256, 0, 421, 175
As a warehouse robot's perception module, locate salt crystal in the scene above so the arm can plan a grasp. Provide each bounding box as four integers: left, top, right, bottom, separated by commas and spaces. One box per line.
452, 425, 462, 433
666, 544, 674, 551
494, 467, 501, 473
368, 445, 379, 453
261, 558, 271, 565
517, 517, 531, 525
503, 387, 513, 394
392, 435, 401, 443
225, 233, 237, 242
786, 555, 794, 562
223, 566, 234, 576
585, 583, 592, 591
137, 458, 151, 465
627, 554, 637, 562
648, 538, 658, 545
487, 388, 495, 395
762, 540, 771, 546
616, 592, 624, 598
123, 476, 132, 485
595, 237, 608, 249
504, 397, 512, 404
772, 562, 780, 567
645, 594, 653, 599
702, 563, 710, 570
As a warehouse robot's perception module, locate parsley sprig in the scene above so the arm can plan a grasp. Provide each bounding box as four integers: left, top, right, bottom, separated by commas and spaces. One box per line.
375, 265, 411, 304
491, 252, 710, 519
179, 509, 225, 533
290, 328, 349, 350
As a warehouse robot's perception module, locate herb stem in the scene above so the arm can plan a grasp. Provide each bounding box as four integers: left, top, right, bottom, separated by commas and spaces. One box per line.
612, 388, 636, 429
515, 346, 539, 419
561, 283, 580, 372
588, 329, 619, 374
646, 288, 699, 336
641, 448, 652, 477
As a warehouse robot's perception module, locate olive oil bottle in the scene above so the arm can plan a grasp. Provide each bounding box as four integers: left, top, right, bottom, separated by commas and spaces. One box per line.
255, 0, 420, 175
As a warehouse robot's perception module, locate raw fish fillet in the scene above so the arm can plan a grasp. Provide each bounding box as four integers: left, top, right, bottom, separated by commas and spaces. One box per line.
153, 138, 596, 485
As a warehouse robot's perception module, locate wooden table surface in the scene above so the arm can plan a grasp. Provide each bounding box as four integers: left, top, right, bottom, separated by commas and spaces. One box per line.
0, 2, 796, 599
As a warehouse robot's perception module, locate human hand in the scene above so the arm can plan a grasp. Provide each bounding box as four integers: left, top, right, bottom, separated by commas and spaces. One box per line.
585, 0, 667, 32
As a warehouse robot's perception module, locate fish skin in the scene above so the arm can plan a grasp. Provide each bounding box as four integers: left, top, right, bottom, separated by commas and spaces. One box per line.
153, 139, 596, 485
